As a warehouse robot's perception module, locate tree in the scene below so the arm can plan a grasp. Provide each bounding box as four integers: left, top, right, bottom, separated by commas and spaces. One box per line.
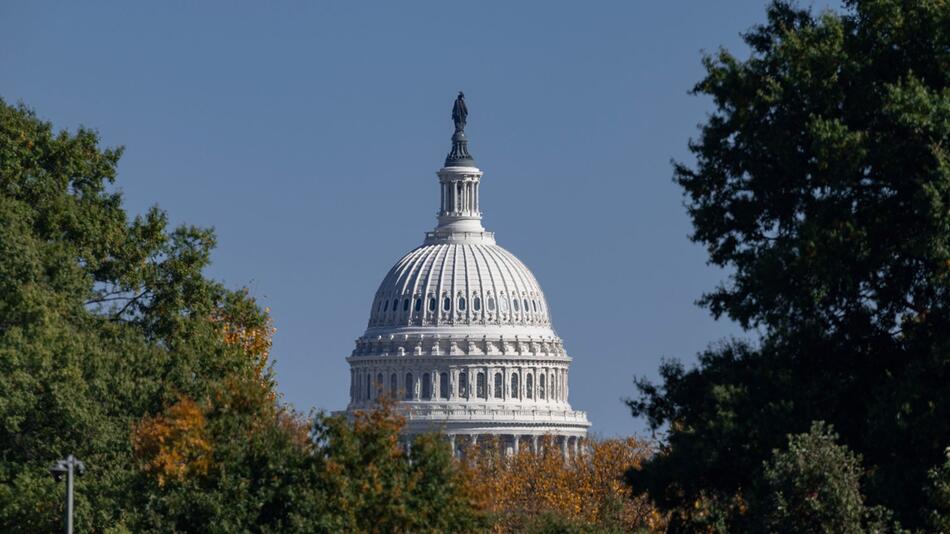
925, 448, 950, 534
461, 436, 663, 533
627, 0, 949, 529
750, 422, 892, 534
0, 97, 323, 532
0, 99, 482, 532
311, 401, 483, 533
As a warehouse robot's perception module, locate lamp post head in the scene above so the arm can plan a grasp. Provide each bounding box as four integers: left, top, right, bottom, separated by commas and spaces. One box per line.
50, 460, 68, 482
50, 455, 86, 481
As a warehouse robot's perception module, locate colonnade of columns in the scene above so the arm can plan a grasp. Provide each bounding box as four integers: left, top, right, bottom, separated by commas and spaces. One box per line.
350, 365, 569, 405
404, 434, 584, 460
440, 178, 479, 217
446, 434, 584, 460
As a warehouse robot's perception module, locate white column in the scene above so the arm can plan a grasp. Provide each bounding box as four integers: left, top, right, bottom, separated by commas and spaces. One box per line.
463, 182, 469, 213
468, 182, 475, 213
502, 367, 509, 401
465, 368, 471, 400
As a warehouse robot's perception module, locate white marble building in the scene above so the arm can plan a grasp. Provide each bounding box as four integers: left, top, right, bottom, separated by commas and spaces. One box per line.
345, 94, 589, 456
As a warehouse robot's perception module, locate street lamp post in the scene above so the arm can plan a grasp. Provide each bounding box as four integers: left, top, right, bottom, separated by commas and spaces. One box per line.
50, 455, 85, 534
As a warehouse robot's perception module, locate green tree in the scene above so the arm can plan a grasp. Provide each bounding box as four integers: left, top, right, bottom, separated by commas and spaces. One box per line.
0, 99, 481, 532
311, 402, 482, 533
0, 97, 315, 532
925, 448, 950, 534
750, 422, 893, 533
627, 0, 949, 529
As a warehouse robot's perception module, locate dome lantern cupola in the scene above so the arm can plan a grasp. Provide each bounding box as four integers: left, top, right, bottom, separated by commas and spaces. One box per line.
428, 92, 493, 245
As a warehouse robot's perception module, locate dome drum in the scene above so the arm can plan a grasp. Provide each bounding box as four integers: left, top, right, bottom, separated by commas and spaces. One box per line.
351, 333, 567, 359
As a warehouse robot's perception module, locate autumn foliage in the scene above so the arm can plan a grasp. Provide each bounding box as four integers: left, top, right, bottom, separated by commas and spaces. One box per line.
461, 435, 665, 533
132, 296, 282, 489
132, 396, 213, 487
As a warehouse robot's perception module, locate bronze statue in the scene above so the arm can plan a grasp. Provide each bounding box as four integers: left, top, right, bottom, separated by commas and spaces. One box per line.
452, 92, 468, 132
445, 91, 474, 166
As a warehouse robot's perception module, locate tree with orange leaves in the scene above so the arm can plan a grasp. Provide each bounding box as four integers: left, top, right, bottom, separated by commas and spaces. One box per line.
460, 435, 665, 533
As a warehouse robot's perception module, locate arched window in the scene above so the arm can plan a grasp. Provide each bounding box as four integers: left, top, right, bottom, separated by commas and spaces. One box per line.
414, 298, 421, 312
494, 372, 503, 399
365, 374, 371, 400
405, 373, 414, 400
390, 373, 397, 397
526, 373, 534, 399
392, 299, 399, 313
459, 371, 468, 397
539, 373, 546, 399
477, 372, 487, 399
376, 373, 384, 396
550, 373, 556, 400
439, 372, 448, 399
443, 297, 451, 311
403, 298, 410, 311
458, 297, 466, 311
523, 299, 530, 313
428, 297, 436, 312
532, 300, 538, 312
422, 373, 431, 399
473, 297, 481, 311
511, 373, 520, 399
513, 299, 520, 312
487, 297, 496, 311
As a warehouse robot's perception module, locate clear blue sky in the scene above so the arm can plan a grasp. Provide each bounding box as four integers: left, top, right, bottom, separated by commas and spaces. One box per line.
1, 1, 839, 436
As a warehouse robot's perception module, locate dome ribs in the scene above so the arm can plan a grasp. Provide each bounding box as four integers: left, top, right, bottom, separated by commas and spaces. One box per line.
481, 244, 524, 325
454, 244, 463, 323
367, 245, 552, 329
402, 246, 431, 325
469, 244, 487, 323
418, 247, 441, 325
434, 243, 452, 325
497, 247, 546, 324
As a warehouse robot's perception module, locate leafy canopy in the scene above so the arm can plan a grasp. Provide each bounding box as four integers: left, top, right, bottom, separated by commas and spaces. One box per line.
627, 0, 949, 529
0, 99, 480, 533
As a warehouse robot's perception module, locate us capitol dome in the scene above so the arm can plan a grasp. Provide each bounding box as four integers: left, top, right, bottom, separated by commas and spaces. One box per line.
346, 93, 590, 456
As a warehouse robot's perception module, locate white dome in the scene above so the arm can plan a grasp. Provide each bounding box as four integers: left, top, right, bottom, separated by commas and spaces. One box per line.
344, 96, 589, 453
367, 242, 551, 330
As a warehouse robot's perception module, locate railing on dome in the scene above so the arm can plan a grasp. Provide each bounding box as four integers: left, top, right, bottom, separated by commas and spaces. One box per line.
424, 230, 495, 242
401, 405, 590, 425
